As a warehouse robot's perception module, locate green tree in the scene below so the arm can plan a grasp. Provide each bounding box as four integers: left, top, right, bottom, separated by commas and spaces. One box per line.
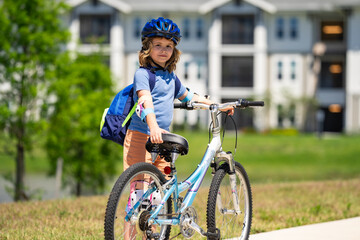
45, 53, 120, 196
0, 0, 69, 201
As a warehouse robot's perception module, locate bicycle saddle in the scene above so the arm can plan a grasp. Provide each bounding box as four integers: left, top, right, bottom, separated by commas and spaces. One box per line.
146, 133, 189, 156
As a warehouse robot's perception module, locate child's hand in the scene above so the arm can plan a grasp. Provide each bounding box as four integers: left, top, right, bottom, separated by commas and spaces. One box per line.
221, 107, 235, 116
191, 94, 234, 115
150, 126, 168, 144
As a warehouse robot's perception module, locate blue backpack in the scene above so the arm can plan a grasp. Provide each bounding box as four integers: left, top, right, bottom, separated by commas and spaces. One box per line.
100, 67, 181, 145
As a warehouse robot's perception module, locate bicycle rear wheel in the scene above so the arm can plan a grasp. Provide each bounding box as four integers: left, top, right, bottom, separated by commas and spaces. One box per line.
207, 161, 252, 240
104, 162, 172, 240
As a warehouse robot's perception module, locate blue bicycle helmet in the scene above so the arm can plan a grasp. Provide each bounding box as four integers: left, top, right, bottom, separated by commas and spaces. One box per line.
141, 17, 181, 45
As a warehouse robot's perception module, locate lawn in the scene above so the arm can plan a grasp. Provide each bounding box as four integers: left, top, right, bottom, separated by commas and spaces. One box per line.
0, 178, 359, 239
175, 132, 360, 183
1, 132, 360, 239
1, 132, 360, 183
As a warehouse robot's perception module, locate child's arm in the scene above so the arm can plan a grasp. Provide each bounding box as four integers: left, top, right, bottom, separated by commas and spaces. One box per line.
179, 89, 235, 115
137, 89, 167, 143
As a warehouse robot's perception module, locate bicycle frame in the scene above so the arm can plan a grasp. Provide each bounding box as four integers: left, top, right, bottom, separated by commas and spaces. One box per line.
105, 99, 264, 239
148, 131, 221, 226
125, 103, 242, 236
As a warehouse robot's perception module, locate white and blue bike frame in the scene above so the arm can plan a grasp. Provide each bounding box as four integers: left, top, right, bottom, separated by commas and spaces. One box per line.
125, 102, 241, 236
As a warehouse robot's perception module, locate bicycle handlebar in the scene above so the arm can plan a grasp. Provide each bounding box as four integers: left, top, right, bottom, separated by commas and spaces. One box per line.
174, 99, 264, 110
238, 99, 265, 107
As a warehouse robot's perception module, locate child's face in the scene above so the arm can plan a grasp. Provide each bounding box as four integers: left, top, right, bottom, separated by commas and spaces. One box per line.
150, 37, 174, 68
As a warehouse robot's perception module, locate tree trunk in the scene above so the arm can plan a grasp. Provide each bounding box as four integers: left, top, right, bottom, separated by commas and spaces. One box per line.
15, 76, 27, 201
55, 157, 63, 198
15, 128, 26, 201
76, 180, 82, 197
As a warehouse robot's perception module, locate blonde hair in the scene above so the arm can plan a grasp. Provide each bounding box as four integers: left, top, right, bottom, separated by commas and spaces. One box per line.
139, 37, 181, 73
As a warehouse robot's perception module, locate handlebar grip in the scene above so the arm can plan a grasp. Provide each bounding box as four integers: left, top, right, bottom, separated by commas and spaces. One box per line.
238, 99, 265, 107
174, 102, 189, 109
248, 101, 265, 107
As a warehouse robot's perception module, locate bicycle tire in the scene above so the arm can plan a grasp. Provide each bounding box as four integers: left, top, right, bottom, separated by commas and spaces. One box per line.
104, 162, 172, 240
206, 162, 252, 240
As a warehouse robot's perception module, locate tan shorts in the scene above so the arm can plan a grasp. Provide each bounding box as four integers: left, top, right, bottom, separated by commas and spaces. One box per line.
123, 129, 170, 175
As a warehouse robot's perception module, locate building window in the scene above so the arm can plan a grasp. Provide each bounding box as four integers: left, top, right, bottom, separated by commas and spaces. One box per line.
277, 61, 283, 80
196, 18, 203, 39
276, 17, 284, 39
197, 61, 202, 79
222, 57, 253, 87
321, 21, 344, 41
290, 18, 298, 39
134, 17, 141, 38
290, 61, 296, 80
320, 61, 344, 89
289, 104, 296, 126
80, 14, 111, 44
184, 62, 189, 79
321, 106, 343, 132
222, 15, 254, 44
222, 98, 254, 130
183, 18, 190, 39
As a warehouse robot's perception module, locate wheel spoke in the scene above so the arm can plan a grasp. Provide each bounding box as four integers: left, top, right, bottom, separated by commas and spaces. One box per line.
207, 162, 252, 240
105, 163, 172, 240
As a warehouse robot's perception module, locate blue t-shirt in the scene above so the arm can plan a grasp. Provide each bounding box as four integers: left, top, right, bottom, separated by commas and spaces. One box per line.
128, 68, 186, 135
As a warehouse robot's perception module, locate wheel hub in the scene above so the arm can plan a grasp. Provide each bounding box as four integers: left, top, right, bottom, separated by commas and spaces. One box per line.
138, 210, 152, 232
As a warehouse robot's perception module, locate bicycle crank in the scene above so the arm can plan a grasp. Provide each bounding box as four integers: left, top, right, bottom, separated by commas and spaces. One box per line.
180, 206, 207, 238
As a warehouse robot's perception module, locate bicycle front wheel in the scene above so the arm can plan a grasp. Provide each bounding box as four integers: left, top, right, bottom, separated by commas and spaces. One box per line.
207, 161, 252, 240
104, 162, 172, 240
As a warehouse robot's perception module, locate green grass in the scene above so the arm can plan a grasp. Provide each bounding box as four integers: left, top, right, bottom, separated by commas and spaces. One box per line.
175, 132, 360, 183
0, 135, 50, 175
2, 131, 360, 184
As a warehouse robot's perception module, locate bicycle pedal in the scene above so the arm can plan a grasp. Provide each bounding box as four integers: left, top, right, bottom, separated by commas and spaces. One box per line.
206, 228, 220, 240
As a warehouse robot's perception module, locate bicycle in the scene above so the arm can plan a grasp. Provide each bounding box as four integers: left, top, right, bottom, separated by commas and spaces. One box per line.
104, 99, 264, 240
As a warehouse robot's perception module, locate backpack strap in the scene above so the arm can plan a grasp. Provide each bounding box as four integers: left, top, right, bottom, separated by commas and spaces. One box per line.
140, 66, 181, 99
148, 71, 156, 92
140, 66, 156, 91
174, 76, 181, 99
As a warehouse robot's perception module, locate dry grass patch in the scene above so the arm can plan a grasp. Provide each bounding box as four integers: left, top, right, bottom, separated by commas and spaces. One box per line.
0, 179, 359, 239
252, 178, 360, 233
0, 196, 107, 239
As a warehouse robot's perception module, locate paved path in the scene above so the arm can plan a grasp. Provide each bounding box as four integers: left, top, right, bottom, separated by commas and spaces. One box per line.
250, 217, 360, 240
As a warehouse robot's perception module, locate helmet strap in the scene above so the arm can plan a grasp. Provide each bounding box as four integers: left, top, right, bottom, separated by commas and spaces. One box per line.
149, 57, 168, 72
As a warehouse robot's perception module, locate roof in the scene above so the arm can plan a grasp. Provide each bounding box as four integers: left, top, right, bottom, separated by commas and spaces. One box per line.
266, 0, 360, 12
67, 0, 360, 14
67, 0, 132, 13
107, 0, 276, 13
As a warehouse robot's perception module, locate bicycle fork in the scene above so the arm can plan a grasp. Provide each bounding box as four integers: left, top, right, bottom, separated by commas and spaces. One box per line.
214, 152, 241, 215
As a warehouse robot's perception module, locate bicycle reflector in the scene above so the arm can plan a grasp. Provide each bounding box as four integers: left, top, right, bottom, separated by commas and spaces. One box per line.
164, 166, 172, 175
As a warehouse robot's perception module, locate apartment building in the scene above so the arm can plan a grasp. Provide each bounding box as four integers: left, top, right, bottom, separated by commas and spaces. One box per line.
66, 0, 360, 133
